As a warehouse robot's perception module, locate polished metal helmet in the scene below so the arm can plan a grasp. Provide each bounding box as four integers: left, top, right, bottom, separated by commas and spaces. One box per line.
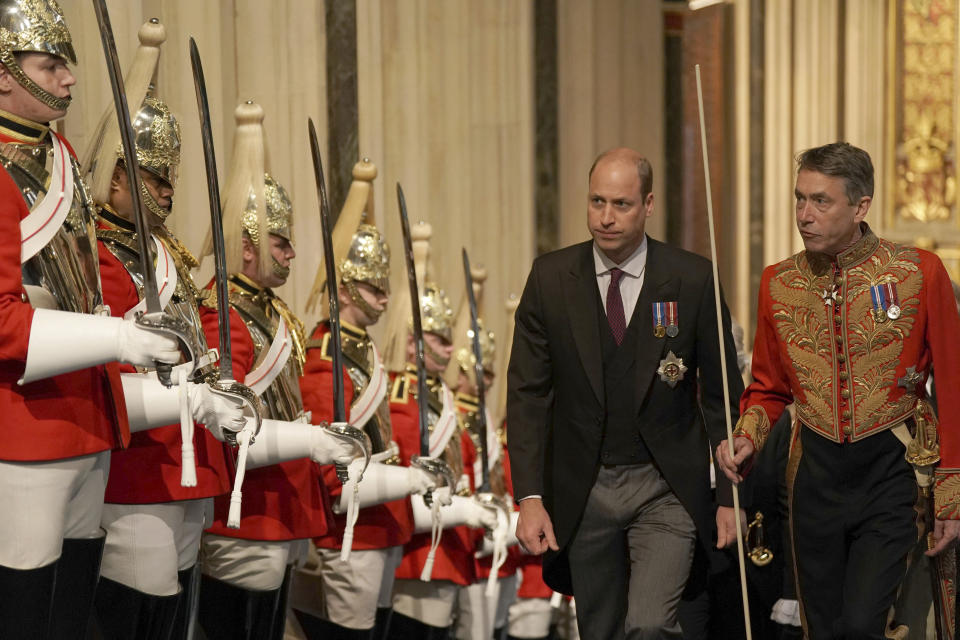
341, 224, 390, 293
420, 281, 454, 343
242, 172, 293, 245
0, 0, 75, 111
125, 95, 180, 188
455, 320, 495, 374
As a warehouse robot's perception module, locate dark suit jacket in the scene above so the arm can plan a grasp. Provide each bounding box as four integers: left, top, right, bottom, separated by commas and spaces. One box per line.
506, 237, 744, 593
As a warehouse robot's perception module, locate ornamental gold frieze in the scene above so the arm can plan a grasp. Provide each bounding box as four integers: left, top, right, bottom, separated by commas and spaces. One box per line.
887, 0, 959, 228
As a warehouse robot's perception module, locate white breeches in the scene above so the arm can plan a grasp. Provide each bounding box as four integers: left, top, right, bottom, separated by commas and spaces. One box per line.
455, 581, 497, 639
201, 534, 308, 591
508, 597, 554, 639
98, 498, 211, 596
0, 452, 109, 569
392, 578, 460, 628
313, 546, 402, 629
494, 572, 518, 628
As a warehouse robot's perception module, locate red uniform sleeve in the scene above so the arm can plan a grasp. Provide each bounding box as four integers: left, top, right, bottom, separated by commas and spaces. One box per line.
737, 266, 795, 451
0, 166, 37, 364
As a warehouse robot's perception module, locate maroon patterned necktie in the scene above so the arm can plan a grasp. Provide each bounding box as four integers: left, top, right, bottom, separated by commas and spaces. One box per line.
606, 268, 626, 345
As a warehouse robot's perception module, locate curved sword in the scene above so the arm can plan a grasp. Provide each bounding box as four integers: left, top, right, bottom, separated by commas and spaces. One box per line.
308, 119, 369, 480
462, 248, 491, 493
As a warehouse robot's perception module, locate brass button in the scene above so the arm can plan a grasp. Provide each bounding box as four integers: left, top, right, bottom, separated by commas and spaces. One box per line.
838, 354, 846, 363
843, 424, 853, 435
835, 294, 844, 304
839, 371, 849, 381
835, 334, 844, 345
842, 410, 851, 420
841, 389, 850, 399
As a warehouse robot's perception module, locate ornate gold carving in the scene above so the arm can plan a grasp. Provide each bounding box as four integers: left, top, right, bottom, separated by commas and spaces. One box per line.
341, 224, 390, 293
242, 173, 293, 245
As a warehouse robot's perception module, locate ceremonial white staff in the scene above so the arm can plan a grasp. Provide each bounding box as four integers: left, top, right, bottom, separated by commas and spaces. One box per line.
695, 63, 753, 638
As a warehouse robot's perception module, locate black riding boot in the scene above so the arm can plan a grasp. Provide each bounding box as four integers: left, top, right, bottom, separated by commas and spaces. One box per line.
386, 611, 450, 640
197, 574, 281, 640
49, 533, 106, 639
270, 565, 293, 640
373, 606, 393, 640
0, 562, 57, 639
170, 565, 199, 640
93, 577, 180, 640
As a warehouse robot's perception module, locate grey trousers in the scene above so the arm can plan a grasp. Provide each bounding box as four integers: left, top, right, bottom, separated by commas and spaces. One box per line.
568, 464, 696, 640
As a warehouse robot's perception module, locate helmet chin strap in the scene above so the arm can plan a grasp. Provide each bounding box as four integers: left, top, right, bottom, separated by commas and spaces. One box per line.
0, 51, 71, 112
271, 257, 290, 280
424, 339, 450, 370
345, 281, 383, 323
140, 182, 171, 222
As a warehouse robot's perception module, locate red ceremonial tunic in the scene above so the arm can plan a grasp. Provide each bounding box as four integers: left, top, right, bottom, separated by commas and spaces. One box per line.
301, 322, 415, 550
0, 122, 129, 461
394, 374, 481, 586
200, 278, 332, 540
737, 226, 960, 518
97, 217, 231, 503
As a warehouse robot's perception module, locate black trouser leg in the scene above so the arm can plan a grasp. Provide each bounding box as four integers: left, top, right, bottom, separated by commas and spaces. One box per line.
48, 533, 106, 640
170, 565, 199, 640
93, 577, 180, 640
372, 606, 393, 640
197, 574, 281, 640
0, 562, 57, 639
792, 430, 917, 640
386, 611, 449, 640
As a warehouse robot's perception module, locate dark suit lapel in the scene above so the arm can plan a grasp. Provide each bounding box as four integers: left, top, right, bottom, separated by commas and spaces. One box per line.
563, 243, 604, 405
632, 239, 676, 404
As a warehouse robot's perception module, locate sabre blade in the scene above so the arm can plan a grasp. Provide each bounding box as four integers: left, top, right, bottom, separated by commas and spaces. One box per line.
308, 118, 346, 422
396, 184, 430, 457
462, 249, 491, 493
188, 37, 233, 381
92, 0, 160, 313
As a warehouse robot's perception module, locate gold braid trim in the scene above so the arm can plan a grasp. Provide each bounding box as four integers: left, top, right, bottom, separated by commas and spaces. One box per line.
934, 468, 960, 520
733, 406, 772, 452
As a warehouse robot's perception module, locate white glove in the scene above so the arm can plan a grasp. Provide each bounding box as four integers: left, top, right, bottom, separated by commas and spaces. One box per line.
20, 309, 180, 384
310, 426, 360, 466
246, 419, 360, 470
189, 384, 246, 442
337, 463, 437, 513
444, 495, 499, 531
477, 510, 520, 556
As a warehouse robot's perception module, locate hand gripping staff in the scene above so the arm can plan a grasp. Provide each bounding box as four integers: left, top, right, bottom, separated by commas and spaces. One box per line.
189, 37, 263, 528
307, 118, 372, 561
396, 184, 457, 581
462, 249, 511, 597
92, 0, 195, 389
695, 63, 752, 637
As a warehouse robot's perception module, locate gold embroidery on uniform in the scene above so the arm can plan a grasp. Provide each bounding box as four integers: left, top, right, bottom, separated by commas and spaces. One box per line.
934, 469, 960, 519
734, 406, 771, 451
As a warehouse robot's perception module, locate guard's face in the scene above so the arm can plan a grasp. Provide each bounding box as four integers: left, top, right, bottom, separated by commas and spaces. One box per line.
795, 169, 870, 256
110, 165, 173, 230
587, 158, 653, 264
339, 281, 389, 328
2, 53, 75, 122
423, 331, 453, 374
263, 233, 296, 288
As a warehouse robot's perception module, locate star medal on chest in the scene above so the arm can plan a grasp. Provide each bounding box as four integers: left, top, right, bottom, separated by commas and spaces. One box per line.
652, 301, 678, 338
657, 350, 687, 388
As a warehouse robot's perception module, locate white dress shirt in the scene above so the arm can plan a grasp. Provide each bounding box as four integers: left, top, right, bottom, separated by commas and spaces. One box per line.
593, 236, 648, 325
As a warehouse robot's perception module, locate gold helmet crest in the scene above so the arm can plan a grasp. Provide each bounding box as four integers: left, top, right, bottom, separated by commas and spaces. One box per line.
455, 320, 496, 374
0, 0, 75, 111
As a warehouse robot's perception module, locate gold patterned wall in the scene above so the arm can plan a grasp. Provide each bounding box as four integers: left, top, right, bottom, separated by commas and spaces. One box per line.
886, 0, 960, 281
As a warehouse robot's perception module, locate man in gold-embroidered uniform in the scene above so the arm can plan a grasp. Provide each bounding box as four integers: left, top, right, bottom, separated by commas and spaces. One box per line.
717, 142, 960, 638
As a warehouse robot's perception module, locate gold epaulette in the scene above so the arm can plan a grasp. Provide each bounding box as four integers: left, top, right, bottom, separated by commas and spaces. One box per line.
306, 332, 333, 361
198, 287, 217, 310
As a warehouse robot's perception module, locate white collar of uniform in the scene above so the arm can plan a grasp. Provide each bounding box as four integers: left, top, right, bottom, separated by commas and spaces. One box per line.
593, 235, 648, 278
